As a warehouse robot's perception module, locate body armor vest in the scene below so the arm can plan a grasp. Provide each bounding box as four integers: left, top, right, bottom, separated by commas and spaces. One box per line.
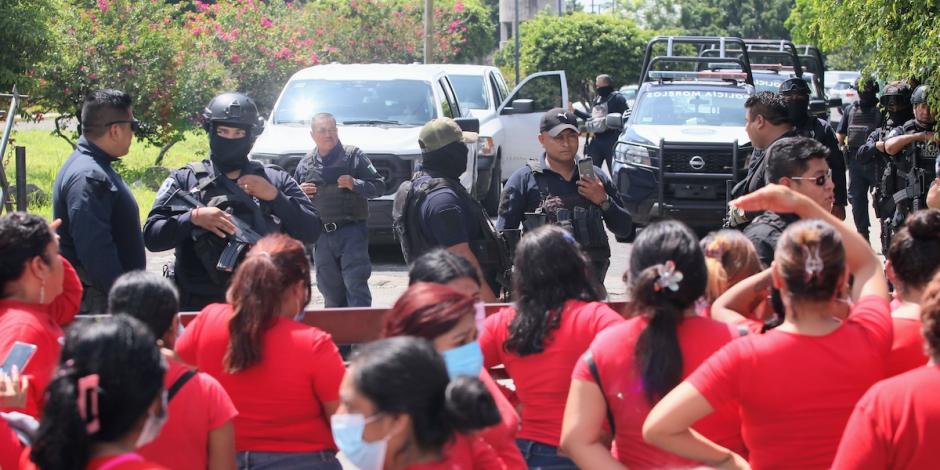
846, 105, 880, 156
305, 145, 369, 224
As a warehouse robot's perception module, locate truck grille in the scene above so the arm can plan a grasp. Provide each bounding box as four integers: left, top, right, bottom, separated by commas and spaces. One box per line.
370, 154, 413, 195
661, 149, 735, 174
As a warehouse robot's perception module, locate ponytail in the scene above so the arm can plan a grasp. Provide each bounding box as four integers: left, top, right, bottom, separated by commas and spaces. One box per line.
30, 373, 92, 470
442, 376, 501, 434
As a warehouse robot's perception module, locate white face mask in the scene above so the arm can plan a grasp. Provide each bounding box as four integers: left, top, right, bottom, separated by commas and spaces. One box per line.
331, 413, 390, 470
135, 391, 168, 448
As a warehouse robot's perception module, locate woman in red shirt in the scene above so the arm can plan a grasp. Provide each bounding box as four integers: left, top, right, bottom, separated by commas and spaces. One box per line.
700, 230, 769, 332
561, 220, 744, 469
831, 272, 940, 469
26, 315, 169, 470
643, 184, 891, 470
332, 336, 501, 470
385, 280, 525, 469
479, 225, 624, 469
0, 213, 83, 419
109, 271, 237, 470
175, 235, 346, 469
883, 209, 940, 376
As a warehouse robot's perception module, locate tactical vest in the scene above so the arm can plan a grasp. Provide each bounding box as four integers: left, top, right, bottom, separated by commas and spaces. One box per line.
846, 105, 880, 156
899, 121, 939, 180
305, 146, 369, 224
393, 175, 512, 292
524, 161, 611, 260
585, 92, 620, 134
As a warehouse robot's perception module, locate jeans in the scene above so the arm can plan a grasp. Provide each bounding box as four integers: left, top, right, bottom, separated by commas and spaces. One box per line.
236, 450, 340, 470
516, 439, 579, 470
313, 221, 372, 308
848, 156, 878, 237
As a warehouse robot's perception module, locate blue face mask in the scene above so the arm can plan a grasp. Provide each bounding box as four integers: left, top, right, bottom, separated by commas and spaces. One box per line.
441, 340, 483, 379
331, 413, 388, 470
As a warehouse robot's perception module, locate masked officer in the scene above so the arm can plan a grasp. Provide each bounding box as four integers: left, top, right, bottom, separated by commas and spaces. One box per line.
496, 108, 633, 286
571, 74, 629, 172
143, 92, 321, 311
836, 77, 883, 240
779, 78, 848, 220
393, 118, 503, 302
294, 112, 385, 308
882, 85, 939, 230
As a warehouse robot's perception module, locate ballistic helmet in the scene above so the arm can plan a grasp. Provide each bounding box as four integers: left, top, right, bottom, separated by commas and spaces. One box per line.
779, 78, 811, 96
879, 81, 913, 108
202, 92, 265, 140
912, 85, 930, 105
853, 77, 879, 94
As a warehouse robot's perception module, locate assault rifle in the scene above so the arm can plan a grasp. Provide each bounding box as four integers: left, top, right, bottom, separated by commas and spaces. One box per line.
167, 187, 263, 272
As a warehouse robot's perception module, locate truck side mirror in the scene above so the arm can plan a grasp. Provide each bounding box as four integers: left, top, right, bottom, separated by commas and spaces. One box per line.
605, 113, 624, 130
809, 99, 828, 115
502, 99, 534, 115
827, 97, 843, 108
454, 117, 480, 133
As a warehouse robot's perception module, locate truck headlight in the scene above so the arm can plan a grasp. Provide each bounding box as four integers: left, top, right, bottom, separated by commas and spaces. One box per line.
478, 136, 496, 157
614, 142, 651, 166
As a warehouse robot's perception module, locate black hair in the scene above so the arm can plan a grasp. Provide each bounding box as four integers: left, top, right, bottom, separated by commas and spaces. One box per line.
30, 315, 165, 470
627, 220, 707, 404
0, 212, 54, 298
744, 91, 792, 126
350, 337, 500, 453
80, 89, 133, 139
408, 248, 479, 286
888, 209, 940, 291
774, 219, 845, 303
765, 137, 830, 184
505, 225, 603, 356
108, 271, 180, 339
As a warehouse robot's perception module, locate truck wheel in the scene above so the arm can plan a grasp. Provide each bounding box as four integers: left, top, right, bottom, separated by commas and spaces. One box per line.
483, 153, 502, 215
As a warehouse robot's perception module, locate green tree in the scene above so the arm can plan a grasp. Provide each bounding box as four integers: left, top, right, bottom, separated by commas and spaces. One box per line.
494, 12, 653, 105
0, 0, 57, 93
788, 0, 939, 102
678, 0, 794, 39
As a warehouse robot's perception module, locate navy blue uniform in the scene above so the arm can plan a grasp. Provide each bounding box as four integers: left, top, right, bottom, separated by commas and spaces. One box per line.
52, 136, 146, 313
837, 103, 883, 236
416, 174, 482, 248
144, 159, 320, 310
796, 117, 848, 207
294, 143, 385, 308
743, 211, 799, 268
574, 92, 629, 170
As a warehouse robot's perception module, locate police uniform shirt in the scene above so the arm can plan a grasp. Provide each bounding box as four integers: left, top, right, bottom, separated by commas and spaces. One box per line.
293, 142, 385, 199
743, 211, 800, 268
495, 155, 633, 238
796, 118, 848, 206
886, 120, 940, 180
52, 136, 146, 292
415, 174, 483, 248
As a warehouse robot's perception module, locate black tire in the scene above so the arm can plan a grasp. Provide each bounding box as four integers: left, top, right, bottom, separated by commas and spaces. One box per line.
483, 153, 502, 215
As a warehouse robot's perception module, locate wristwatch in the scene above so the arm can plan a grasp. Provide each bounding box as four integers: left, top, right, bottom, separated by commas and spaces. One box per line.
599, 195, 612, 212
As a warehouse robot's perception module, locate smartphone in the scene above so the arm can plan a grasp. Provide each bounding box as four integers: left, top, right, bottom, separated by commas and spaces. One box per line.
1, 342, 37, 374
578, 157, 595, 180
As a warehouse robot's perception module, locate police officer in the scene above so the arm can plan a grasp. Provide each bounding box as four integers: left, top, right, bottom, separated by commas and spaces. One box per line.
53, 89, 146, 313
779, 78, 848, 220
394, 118, 501, 302
143, 92, 321, 311
496, 108, 633, 286
294, 112, 384, 307
836, 77, 882, 240
571, 74, 629, 172
883, 85, 939, 230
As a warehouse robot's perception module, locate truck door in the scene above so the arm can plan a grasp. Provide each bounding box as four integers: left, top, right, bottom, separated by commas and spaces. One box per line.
496, 71, 568, 176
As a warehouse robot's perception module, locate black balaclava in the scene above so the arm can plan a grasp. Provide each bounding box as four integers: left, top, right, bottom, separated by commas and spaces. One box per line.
422, 141, 468, 180
784, 95, 811, 127
596, 85, 614, 98
858, 91, 877, 108
209, 128, 253, 173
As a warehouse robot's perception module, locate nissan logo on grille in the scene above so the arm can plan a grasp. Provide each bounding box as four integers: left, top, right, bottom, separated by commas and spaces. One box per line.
689, 155, 706, 170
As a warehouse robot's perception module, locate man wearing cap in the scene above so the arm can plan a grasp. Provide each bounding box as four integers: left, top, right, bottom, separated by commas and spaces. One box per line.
393, 118, 501, 302
779, 78, 848, 220
496, 108, 633, 285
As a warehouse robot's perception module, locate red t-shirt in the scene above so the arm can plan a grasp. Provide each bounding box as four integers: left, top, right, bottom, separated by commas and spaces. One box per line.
479, 300, 624, 446
687, 295, 892, 469
19, 452, 168, 470
478, 369, 525, 469
0, 257, 82, 418
887, 317, 928, 377
175, 303, 346, 452
572, 316, 745, 469
138, 357, 238, 470
405, 434, 503, 470
831, 365, 940, 469
0, 418, 22, 470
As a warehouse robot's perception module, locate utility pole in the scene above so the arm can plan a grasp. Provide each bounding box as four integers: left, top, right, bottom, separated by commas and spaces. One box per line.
514, 0, 520, 84
424, 0, 433, 63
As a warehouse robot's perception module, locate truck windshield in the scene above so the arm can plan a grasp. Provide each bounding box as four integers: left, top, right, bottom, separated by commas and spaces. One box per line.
450, 75, 489, 110
632, 89, 748, 127
753, 74, 820, 98
273, 79, 435, 126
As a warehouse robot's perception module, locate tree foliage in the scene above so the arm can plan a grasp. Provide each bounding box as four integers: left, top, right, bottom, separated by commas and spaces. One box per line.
495, 12, 653, 104
677, 0, 795, 39
0, 0, 57, 94
788, 0, 939, 103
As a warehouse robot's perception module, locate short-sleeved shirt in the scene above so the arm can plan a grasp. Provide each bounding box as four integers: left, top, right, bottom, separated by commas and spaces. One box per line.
831, 365, 940, 470
416, 175, 482, 248
572, 316, 744, 468
887, 317, 929, 377
405, 434, 502, 470
175, 303, 346, 452
19, 452, 170, 470
743, 211, 799, 268
138, 358, 238, 470
687, 295, 892, 469
479, 300, 624, 446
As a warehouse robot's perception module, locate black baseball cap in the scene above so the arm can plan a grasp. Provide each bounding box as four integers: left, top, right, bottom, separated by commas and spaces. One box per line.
779, 78, 811, 96
540, 108, 579, 136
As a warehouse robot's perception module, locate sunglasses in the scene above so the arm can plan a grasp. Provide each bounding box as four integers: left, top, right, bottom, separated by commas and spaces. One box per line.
789, 169, 832, 186
103, 119, 141, 133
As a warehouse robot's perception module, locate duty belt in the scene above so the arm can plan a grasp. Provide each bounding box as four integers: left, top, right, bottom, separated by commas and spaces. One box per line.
323, 220, 357, 233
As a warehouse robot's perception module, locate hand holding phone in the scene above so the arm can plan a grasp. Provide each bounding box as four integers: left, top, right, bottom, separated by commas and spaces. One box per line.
577, 157, 595, 181
1, 342, 37, 375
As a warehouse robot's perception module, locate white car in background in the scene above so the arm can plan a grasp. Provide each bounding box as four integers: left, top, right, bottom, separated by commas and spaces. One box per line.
433, 64, 569, 213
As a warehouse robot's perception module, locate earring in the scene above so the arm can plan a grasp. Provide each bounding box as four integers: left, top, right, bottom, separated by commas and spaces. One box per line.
39, 279, 46, 304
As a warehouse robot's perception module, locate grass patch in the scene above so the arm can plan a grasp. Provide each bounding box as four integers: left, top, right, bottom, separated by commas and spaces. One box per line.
2, 129, 210, 222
